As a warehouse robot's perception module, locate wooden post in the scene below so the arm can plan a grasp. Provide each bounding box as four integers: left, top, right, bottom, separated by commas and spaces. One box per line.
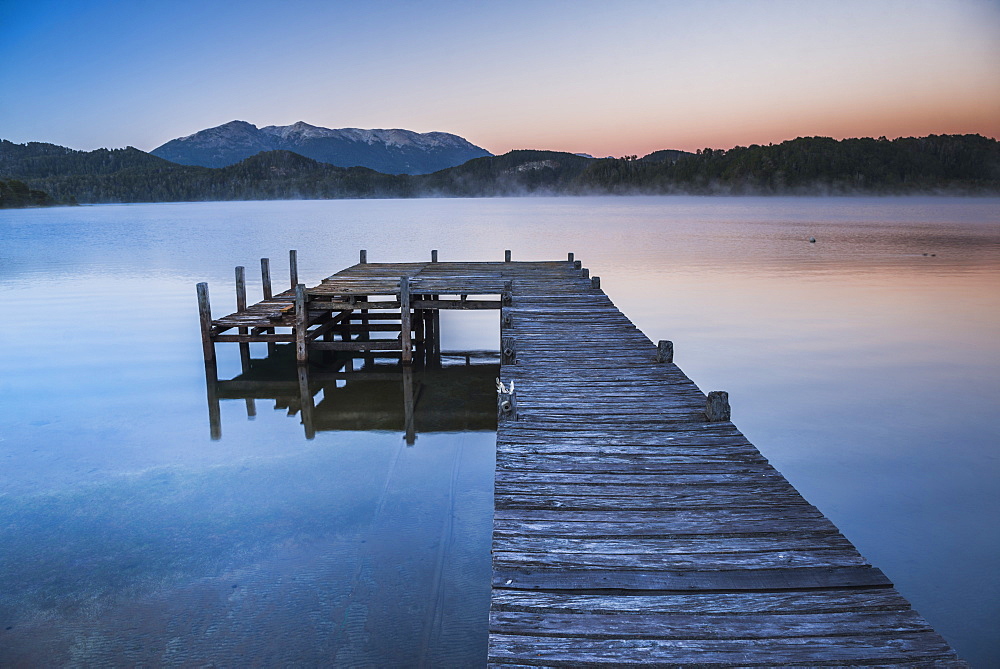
502, 336, 516, 365
295, 283, 308, 363
497, 380, 517, 421
505, 249, 511, 262
400, 276, 412, 365
705, 391, 731, 422
196, 282, 215, 364
656, 340, 673, 363
582, 267, 590, 279
289, 249, 298, 289
501, 307, 512, 329
431, 249, 438, 262
260, 258, 276, 355
567, 252, 574, 263
431, 295, 441, 366
414, 294, 426, 365
502, 280, 513, 307
260, 258, 273, 299
591, 276, 600, 289
360, 249, 367, 264
573, 260, 582, 270
236, 266, 251, 373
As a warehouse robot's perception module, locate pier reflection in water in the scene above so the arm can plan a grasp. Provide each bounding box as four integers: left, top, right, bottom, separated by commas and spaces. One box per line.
204, 344, 499, 442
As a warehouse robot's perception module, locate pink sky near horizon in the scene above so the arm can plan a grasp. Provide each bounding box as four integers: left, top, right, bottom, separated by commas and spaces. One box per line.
1, 1, 998, 157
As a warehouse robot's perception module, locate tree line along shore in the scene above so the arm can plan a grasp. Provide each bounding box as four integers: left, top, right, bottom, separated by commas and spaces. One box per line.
1, 133, 997, 206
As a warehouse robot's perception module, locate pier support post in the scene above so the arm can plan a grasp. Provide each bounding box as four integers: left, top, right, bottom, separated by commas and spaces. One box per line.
656, 340, 673, 363
705, 391, 731, 422
502, 336, 516, 366
289, 250, 298, 289
294, 283, 308, 364
431, 249, 438, 262
400, 276, 412, 365
567, 252, 574, 263
501, 308, 512, 329
235, 266, 251, 373
591, 276, 601, 289
260, 258, 272, 299
297, 364, 316, 440
497, 381, 517, 421
573, 260, 582, 270
260, 258, 277, 355
360, 249, 367, 264
502, 280, 513, 307
582, 267, 590, 279
402, 366, 416, 445
505, 249, 511, 262
204, 362, 221, 440
196, 282, 215, 365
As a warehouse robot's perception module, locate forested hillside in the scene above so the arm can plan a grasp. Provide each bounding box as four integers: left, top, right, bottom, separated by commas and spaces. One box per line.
0, 179, 57, 208
1, 134, 996, 204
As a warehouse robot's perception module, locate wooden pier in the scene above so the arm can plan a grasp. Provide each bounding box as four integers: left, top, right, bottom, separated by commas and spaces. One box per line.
197, 252, 964, 666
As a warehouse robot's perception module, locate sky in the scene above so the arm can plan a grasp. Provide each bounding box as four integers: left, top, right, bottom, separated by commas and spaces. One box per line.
1, 0, 998, 157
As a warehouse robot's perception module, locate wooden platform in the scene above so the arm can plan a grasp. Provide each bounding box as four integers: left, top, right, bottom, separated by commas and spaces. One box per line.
197, 253, 965, 666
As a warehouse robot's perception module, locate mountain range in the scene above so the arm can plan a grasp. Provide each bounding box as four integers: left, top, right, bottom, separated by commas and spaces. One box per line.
1, 133, 997, 206
150, 120, 492, 174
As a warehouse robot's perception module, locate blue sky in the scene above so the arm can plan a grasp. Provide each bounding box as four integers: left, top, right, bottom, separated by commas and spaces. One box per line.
2, 0, 998, 156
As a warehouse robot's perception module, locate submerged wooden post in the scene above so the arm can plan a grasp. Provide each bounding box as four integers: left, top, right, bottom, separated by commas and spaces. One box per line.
289, 249, 298, 289
360, 249, 367, 264
591, 276, 601, 289
656, 340, 674, 363
705, 390, 731, 422
196, 282, 215, 364
431, 249, 438, 262
505, 249, 511, 262
400, 276, 412, 365
402, 366, 416, 445
297, 364, 315, 440
204, 361, 221, 440
294, 283, 308, 364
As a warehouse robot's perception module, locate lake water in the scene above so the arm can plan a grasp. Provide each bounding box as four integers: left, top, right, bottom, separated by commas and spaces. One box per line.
1, 196, 998, 666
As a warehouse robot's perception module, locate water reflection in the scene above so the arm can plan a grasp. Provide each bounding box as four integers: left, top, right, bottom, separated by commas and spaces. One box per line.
204, 345, 499, 441
2, 347, 498, 667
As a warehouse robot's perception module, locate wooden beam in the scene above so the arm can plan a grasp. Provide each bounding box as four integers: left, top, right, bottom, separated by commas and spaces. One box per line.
289, 249, 298, 289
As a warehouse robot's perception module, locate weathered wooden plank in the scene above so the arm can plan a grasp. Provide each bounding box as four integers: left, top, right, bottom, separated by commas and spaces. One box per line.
489, 588, 915, 615
492, 566, 891, 591
487, 633, 961, 665
489, 609, 933, 639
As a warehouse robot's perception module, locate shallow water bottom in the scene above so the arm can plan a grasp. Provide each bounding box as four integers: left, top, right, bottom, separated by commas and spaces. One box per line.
0, 430, 495, 667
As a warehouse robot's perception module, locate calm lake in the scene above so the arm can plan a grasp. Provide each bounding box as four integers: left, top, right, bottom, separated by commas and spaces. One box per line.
1, 196, 998, 666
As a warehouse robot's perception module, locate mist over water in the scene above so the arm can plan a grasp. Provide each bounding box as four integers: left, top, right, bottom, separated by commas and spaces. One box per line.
0, 196, 997, 665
